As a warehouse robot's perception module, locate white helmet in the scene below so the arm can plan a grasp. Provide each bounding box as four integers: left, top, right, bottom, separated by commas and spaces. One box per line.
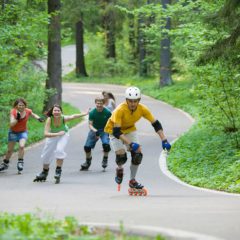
125, 87, 141, 99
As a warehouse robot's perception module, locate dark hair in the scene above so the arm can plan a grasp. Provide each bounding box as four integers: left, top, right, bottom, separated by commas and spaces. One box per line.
102, 91, 115, 101
13, 98, 27, 107
108, 92, 115, 101
46, 104, 63, 117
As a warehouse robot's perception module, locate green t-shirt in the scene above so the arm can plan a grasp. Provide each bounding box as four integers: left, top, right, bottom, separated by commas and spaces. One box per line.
50, 116, 69, 133
89, 107, 111, 130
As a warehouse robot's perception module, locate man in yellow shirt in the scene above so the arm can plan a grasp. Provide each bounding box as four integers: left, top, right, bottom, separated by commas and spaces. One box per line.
104, 86, 171, 192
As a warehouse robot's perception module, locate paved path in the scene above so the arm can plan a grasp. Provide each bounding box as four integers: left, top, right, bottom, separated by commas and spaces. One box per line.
0, 46, 240, 240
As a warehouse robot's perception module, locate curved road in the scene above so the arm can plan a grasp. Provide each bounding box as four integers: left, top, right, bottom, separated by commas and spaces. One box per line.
0, 46, 240, 240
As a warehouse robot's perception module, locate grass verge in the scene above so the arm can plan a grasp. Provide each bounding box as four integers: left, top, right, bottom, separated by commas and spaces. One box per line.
0, 212, 166, 240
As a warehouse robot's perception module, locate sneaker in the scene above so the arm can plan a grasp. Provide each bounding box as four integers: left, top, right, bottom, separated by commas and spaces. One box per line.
115, 167, 123, 184
129, 179, 144, 189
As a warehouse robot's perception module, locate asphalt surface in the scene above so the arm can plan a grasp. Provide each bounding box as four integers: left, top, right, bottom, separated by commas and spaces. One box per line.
0, 46, 240, 240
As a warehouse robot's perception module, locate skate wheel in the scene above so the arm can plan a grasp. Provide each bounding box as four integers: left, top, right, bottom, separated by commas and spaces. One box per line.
143, 188, 148, 196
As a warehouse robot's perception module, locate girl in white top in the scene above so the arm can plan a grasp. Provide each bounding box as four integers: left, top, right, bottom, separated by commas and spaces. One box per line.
102, 91, 116, 112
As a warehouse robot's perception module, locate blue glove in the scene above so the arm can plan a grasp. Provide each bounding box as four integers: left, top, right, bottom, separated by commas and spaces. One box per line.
130, 142, 140, 152
162, 139, 171, 151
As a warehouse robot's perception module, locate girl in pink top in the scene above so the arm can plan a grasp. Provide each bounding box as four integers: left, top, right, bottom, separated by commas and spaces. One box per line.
0, 98, 44, 174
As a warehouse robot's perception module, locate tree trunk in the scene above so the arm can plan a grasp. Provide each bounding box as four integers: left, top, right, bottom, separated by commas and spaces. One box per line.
128, 13, 137, 61
105, 10, 116, 59
160, 0, 172, 87
76, 19, 88, 77
138, 13, 147, 76
44, 0, 62, 111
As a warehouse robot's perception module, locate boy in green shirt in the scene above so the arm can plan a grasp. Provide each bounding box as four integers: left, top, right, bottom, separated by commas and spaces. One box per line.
81, 97, 112, 171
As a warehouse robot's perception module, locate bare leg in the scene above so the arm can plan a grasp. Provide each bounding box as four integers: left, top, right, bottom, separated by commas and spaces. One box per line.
18, 138, 26, 159
5, 142, 16, 160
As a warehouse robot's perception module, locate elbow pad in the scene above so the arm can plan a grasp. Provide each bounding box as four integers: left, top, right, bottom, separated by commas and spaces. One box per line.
152, 120, 163, 132
113, 127, 123, 139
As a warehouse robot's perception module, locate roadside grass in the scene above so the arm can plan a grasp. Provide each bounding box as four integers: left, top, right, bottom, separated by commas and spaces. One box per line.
0, 212, 166, 240
63, 73, 240, 193
0, 102, 83, 157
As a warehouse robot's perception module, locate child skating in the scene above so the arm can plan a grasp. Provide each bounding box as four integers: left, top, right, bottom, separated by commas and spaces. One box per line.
33, 104, 89, 184
0, 98, 44, 174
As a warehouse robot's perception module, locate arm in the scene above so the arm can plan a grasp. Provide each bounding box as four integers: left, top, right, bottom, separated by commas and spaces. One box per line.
151, 119, 166, 140
31, 112, 45, 122
88, 120, 98, 133
44, 118, 65, 138
10, 113, 18, 127
151, 119, 171, 150
64, 109, 90, 122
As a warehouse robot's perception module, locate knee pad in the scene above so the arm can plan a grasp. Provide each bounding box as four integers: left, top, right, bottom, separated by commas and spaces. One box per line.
84, 146, 91, 153
131, 152, 143, 165
116, 153, 127, 165
102, 144, 111, 152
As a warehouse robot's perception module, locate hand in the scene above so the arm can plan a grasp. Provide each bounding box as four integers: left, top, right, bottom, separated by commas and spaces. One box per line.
58, 131, 65, 136
16, 112, 21, 120
130, 142, 140, 152
162, 139, 171, 151
95, 130, 100, 137
38, 117, 45, 123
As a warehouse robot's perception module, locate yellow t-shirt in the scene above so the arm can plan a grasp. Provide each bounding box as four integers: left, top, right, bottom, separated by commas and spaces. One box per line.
104, 102, 155, 134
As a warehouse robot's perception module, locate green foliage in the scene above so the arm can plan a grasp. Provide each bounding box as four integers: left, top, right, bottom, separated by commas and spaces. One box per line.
167, 125, 240, 193
85, 32, 135, 77
0, 1, 49, 156
195, 63, 240, 134
0, 213, 166, 240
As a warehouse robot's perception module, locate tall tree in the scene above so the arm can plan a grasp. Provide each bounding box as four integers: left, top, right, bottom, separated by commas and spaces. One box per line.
160, 0, 172, 86
76, 15, 88, 77
102, 0, 116, 59
44, 0, 62, 110
61, 0, 99, 77
138, 13, 147, 76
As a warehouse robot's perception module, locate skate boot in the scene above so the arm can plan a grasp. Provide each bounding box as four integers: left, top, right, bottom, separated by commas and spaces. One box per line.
54, 168, 62, 184
17, 159, 24, 174
33, 169, 49, 182
128, 179, 147, 196
115, 167, 123, 191
0, 160, 9, 172
80, 157, 92, 171
102, 156, 108, 170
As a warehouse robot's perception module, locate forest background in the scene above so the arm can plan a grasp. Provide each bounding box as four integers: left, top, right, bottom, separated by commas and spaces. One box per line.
0, 0, 240, 193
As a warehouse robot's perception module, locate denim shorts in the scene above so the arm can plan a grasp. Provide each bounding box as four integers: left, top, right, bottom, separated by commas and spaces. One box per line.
8, 130, 28, 142
84, 129, 110, 149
